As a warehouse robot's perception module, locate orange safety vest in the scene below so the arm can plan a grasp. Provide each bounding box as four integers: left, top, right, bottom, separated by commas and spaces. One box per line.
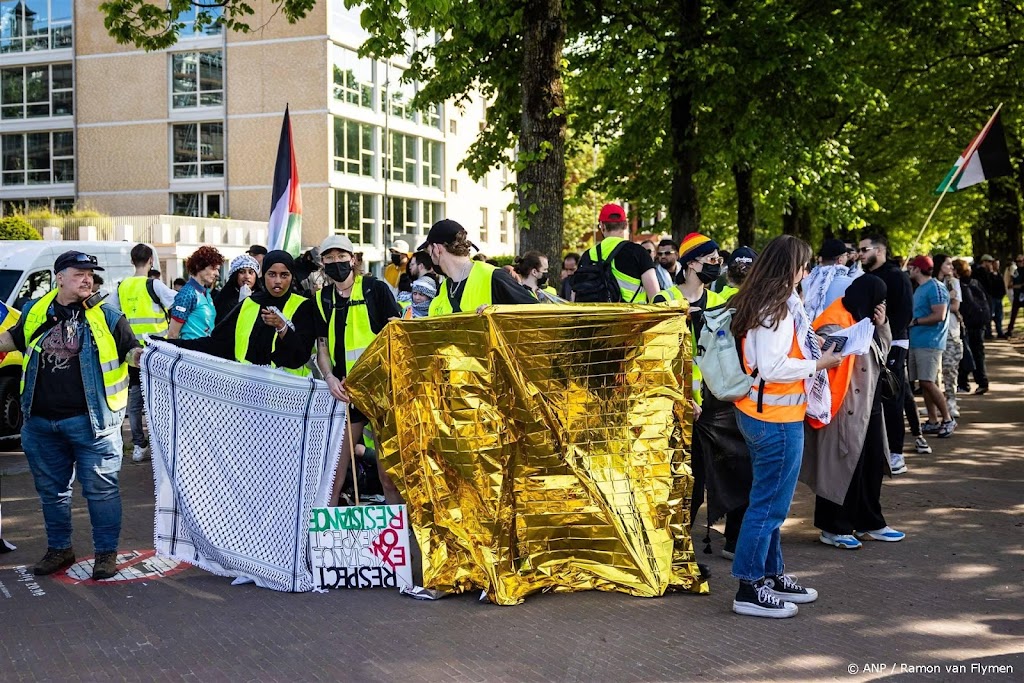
807, 298, 856, 429
735, 321, 808, 422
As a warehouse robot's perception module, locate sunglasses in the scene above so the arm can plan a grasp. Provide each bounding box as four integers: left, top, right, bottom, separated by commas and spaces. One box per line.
73, 253, 99, 265
859, 246, 877, 253
657, 250, 675, 256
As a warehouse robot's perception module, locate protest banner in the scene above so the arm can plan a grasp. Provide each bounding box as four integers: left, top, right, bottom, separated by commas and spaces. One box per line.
309, 505, 413, 591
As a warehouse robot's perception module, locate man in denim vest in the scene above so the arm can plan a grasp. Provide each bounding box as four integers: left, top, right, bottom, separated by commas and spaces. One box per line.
0, 251, 141, 580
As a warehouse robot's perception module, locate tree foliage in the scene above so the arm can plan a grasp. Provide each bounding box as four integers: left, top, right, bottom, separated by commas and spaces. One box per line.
0, 216, 42, 241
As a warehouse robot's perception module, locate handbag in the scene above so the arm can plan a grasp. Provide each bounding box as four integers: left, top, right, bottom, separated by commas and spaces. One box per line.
872, 340, 900, 400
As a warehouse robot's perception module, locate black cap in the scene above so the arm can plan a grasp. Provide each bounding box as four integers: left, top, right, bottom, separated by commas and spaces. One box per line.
818, 238, 848, 260
54, 251, 104, 273
728, 246, 757, 266
416, 219, 471, 251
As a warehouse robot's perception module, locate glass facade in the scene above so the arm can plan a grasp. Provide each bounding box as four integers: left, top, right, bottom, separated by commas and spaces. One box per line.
1, 62, 72, 119
172, 122, 224, 178
0, 0, 72, 53
177, 4, 223, 39
333, 117, 375, 176
1, 129, 72, 186
334, 189, 375, 245
171, 51, 223, 108
332, 45, 373, 109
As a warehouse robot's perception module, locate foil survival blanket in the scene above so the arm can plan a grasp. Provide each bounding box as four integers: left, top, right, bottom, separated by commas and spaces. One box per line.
346, 303, 708, 605
141, 340, 345, 592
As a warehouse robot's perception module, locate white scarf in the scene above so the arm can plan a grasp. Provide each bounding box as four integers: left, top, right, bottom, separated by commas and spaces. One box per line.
789, 292, 832, 425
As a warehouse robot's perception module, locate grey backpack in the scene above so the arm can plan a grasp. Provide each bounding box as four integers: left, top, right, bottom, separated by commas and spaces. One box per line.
695, 307, 758, 403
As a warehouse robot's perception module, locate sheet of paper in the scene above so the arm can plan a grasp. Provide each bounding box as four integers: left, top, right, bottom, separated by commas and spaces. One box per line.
827, 317, 875, 357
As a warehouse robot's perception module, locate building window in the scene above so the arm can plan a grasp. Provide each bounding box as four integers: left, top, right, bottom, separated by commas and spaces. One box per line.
172, 122, 224, 178
388, 132, 416, 183
0, 0, 72, 53
499, 210, 509, 243
171, 192, 223, 217
0, 195, 72, 216
422, 201, 443, 236
1, 63, 72, 120
334, 190, 375, 245
449, 119, 457, 135
1, 129, 73, 186
425, 103, 441, 129
386, 197, 416, 241
177, 3, 223, 39
421, 140, 442, 189
333, 117, 375, 176
480, 207, 489, 243
449, 178, 457, 193
382, 67, 416, 122
332, 44, 374, 109
171, 51, 223, 108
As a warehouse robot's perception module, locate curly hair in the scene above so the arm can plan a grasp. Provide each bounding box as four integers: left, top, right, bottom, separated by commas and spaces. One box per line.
185, 245, 225, 275
439, 230, 473, 257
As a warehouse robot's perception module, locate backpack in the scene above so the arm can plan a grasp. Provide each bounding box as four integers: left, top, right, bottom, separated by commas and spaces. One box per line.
694, 307, 759, 403
961, 280, 991, 329
571, 240, 630, 303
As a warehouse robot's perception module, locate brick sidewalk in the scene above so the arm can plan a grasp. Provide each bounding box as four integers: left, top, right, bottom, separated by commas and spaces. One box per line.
0, 344, 1021, 682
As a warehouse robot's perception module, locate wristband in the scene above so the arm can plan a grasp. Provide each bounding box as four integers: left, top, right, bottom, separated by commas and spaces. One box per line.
276, 323, 287, 333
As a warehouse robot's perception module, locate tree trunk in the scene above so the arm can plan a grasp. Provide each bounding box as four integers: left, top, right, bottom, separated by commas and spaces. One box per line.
781, 196, 812, 243
732, 162, 755, 247
517, 0, 566, 264
985, 176, 1023, 264
668, 0, 701, 243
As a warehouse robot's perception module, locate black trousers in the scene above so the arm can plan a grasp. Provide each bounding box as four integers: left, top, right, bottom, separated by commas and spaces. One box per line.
882, 346, 909, 454
958, 327, 989, 389
815, 408, 888, 535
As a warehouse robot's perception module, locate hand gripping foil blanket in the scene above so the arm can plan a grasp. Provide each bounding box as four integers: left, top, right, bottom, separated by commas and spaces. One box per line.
346, 303, 709, 605
141, 340, 345, 592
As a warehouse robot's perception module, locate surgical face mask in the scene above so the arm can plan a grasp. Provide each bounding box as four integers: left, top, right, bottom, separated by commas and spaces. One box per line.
536, 271, 549, 287
324, 261, 353, 283
696, 263, 721, 285
391, 253, 404, 266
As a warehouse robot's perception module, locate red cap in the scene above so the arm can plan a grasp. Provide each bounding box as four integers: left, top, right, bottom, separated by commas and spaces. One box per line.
908, 255, 933, 272
599, 203, 627, 223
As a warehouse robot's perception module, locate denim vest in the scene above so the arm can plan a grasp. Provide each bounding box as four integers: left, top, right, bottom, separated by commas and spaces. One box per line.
20, 299, 126, 437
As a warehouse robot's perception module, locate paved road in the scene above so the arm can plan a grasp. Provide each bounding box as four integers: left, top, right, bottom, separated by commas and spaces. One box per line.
0, 343, 1021, 682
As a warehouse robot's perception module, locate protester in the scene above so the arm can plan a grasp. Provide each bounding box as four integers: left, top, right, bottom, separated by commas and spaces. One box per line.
802, 238, 852, 322
728, 235, 842, 618
976, 255, 1006, 339
312, 236, 401, 505
907, 255, 955, 438
172, 277, 186, 291
214, 254, 260, 325
246, 245, 268, 269
112, 244, 176, 463
559, 253, 579, 300
954, 259, 990, 394
0, 251, 142, 580
933, 255, 964, 419
804, 275, 905, 549
408, 251, 439, 286
420, 220, 537, 314
382, 240, 411, 294
1006, 254, 1024, 337
641, 239, 657, 261
403, 277, 437, 319
693, 245, 757, 560
514, 251, 559, 302
844, 242, 863, 278
858, 235, 916, 474
655, 239, 682, 291
573, 204, 660, 303
168, 246, 224, 341
147, 268, 161, 280
170, 251, 318, 376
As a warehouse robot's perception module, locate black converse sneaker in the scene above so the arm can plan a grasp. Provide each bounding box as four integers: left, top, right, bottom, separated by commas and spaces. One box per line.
732, 578, 798, 618
764, 574, 818, 604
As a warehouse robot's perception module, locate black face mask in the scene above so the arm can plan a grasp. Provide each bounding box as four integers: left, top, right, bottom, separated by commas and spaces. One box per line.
391, 253, 404, 266
536, 272, 549, 287
696, 263, 722, 285
324, 261, 352, 283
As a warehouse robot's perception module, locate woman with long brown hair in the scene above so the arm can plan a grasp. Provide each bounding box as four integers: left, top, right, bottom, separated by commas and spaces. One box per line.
728, 235, 842, 618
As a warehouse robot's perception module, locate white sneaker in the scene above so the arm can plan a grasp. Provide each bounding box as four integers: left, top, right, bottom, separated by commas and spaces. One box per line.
889, 453, 907, 475
131, 445, 150, 463
947, 397, 959, 418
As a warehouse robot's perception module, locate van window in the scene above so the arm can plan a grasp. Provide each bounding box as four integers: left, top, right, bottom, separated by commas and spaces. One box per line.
13, 270, 53, 310
0, 270, 20, 305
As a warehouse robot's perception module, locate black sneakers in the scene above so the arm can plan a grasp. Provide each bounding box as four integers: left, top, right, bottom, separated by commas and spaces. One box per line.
92, 552, 119, 580
764, 574, 819, 604
33, 547, 76, 576
733, 578, 798, 618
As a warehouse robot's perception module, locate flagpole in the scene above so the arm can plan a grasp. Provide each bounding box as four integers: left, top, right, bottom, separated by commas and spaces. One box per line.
905, 103, 1004, 264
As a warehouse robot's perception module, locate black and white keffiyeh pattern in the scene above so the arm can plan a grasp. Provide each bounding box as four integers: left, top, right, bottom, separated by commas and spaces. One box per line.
789, 293, 832, 425
142, 341, 345, 592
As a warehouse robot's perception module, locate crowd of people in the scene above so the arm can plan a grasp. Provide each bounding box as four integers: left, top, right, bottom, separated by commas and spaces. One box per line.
0, 203, 1017, 619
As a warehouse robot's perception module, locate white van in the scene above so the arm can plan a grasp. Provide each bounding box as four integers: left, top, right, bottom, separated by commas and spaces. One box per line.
0, 240, 139, 311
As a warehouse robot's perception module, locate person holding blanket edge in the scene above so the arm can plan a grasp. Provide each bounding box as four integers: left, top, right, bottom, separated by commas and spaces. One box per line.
727, 235, 843, 618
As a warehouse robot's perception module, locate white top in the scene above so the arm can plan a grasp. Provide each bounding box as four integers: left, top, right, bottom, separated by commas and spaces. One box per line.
743, 298, 817, 383
109, 276, 177, 312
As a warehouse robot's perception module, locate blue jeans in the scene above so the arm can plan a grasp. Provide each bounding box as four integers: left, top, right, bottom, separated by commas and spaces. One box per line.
21, 415, 123, 553
989, 298, 1004, 337
732, 411, 804, 582
127, 371, 147, 448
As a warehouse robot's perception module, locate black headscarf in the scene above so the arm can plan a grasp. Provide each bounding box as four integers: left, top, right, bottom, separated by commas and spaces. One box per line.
252, 250, 296, 305
842, 273, 887, 321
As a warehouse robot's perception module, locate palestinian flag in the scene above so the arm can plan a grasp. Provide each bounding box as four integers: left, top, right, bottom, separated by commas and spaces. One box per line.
935, 110, 1013, 193
267, 106, 302, 254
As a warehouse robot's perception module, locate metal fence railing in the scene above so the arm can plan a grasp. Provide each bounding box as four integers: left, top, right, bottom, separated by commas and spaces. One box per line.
26, 215, 268, 247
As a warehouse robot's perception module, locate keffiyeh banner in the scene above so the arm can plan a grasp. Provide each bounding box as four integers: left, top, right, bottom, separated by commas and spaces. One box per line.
142, 341, 345, 592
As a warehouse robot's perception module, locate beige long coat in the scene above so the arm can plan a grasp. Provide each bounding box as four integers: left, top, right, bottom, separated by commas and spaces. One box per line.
800, 321, 892, 504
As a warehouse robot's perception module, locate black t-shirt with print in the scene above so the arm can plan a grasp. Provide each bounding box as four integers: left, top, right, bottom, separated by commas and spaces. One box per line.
444, 267, 538, 313
10, 301, 138, 420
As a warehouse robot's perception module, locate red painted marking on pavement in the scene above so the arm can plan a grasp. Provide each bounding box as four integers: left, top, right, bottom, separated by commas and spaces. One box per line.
53, 549, 188, 585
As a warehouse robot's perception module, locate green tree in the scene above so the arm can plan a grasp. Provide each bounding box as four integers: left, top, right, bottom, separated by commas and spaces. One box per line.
0, 216, 42, 241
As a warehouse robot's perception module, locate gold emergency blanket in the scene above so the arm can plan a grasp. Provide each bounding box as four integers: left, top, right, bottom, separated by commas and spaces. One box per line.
346, 303, 708, 605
